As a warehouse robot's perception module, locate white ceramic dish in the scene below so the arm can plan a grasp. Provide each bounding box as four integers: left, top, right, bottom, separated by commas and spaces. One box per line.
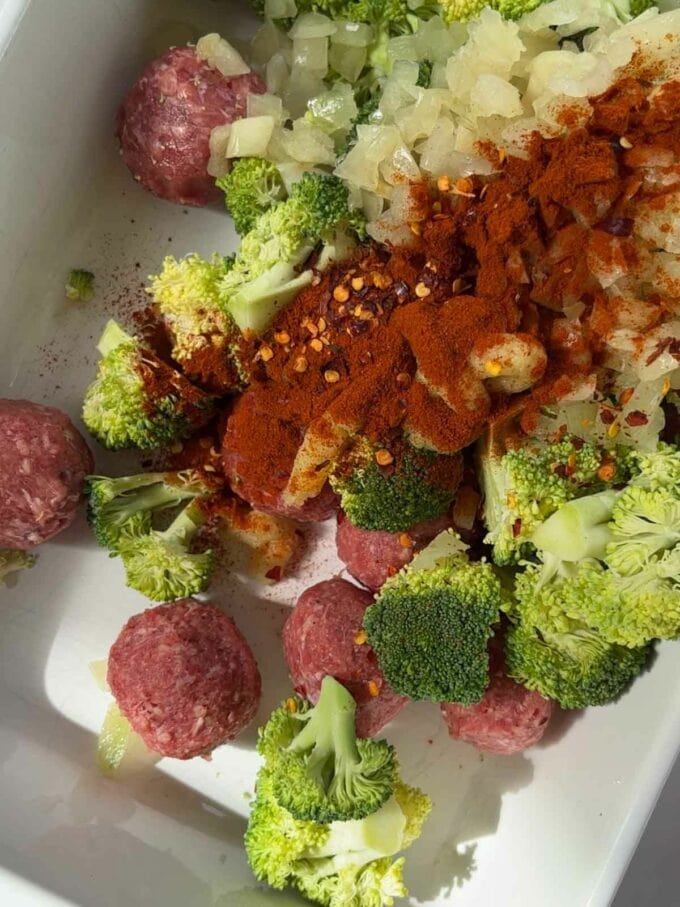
2, 2, 680, 905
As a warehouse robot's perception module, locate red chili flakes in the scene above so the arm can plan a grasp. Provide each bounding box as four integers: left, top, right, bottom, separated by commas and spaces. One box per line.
625, 410, 649, 427
512, 518, 522, 538
600, 408, 616, 425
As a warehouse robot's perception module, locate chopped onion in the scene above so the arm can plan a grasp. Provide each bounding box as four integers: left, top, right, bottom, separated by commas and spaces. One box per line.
331, 20, 373, 48
195, 33, 250, 77
293, 36, 328, 73
251, 21, 292, 67
281, 119, 336, 166
289, 11, 337, 39
207, 123, 232, 178
470, 74, 524, 118
328, 43, 367, 83
248, 92, 285, 122
307, 82, 358, 133
284, 67, 327, 118
387, 35, 419, 64
635, 191, 680, 255
266, 52, 290, 96
226, 116, 276, 159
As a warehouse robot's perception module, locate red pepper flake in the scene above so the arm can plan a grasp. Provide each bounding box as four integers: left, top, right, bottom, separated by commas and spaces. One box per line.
600, 408, 616, 425
625, 410, 649, 427
512, 518, 522, 538
265, 566, 283, 582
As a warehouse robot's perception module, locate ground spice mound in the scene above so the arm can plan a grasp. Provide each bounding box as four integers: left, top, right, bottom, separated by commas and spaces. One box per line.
222, 71, 680, 499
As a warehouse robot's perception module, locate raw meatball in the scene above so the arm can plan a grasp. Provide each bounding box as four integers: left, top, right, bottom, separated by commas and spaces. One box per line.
336, 512, 452, 591
222, 389, 339, 522
108, 599, 261, 759
0, 399, 93, 548
116, 46, 265, 206
283, 578, 407, 737
441, 645, 553, 756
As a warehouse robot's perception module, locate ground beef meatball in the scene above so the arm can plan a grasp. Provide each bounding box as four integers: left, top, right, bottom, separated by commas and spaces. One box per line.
0, 399, 93, 548
108, 599, 261, 759
336, 512, 453, 591
116, 46, 265, 206
441, 643, 554, 755
222, 389, 339, 522
283, 578, 407, 737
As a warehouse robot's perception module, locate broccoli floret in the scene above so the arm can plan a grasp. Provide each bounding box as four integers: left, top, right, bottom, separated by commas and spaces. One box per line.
117, 500, 213, 601
217, 158, 287, 236
630, 443, 680, 491
514, 477, 680, 648
258, 677, 397, 824
439, 0, 543, 21
505, 621, 650, 709
331, 441, 457, 533
606, 485, 680, 575
65, 268, 95, 302
219, 172, 363, 334
82, 320, 215, 450
148, 254, 248, 391
364, 532, 502, 702
479, 434, 632, 566
86, 470, 212, 554
245, 764, 430, 906
0, 549, 35, 585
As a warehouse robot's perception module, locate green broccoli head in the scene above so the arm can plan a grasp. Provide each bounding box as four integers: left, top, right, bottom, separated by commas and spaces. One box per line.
479, 434, 632, 566
331, 440, 458, 533
245, 763, 430, 905
550, 558, 680, 649
217, 158, 287, 237
0, 549, 35, 585
148, 254, 248, 392
505, 621, 650, 709
219, 172, 365, 334
117, 500, 214, 601
82, 320, 215, 450
257, 678, 397, 824
606, 485, 680, 575
65, 268, 95, 302
86, 470, 212, 554
365, 534, 502, 702
439, 0, 543, 21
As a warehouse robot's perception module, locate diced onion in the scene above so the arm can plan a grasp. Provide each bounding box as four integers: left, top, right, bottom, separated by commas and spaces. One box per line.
251, 21, 292, 67
207, 124, 232, 178
195, 33, 250, 77
248, 92, 285, 121
331, 20, 373, 48
281, 120, 336, 165
293, 36, 328, 73
289, 11, 337, 39
328, 43, 367, 83
266, 53, 290, 96
226, 116, 276, 159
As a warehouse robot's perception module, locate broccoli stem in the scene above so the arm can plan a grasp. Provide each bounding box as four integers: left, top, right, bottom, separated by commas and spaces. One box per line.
288, 676, 361, 795
531, 490, 619, 563
160, 500, 207, 547
97, 319, 134, 356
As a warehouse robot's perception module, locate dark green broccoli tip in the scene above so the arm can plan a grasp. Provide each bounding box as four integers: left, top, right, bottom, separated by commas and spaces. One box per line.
82, 320, 215, 451
85, 471, 210, 554
118, 501, 214, 601
505, 622, 651, 710
258, 678, 397, 824
365, 557, 501, 702
289, 172, 359, 239
65, 269, 95, 302
331, 446, 457, 534
218, 158, 287, 237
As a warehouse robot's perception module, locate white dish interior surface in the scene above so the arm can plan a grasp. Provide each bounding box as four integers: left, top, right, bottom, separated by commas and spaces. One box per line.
2, 2, 680, 905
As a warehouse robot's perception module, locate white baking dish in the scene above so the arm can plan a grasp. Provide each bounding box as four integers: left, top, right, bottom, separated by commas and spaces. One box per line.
2, 1, 680, 905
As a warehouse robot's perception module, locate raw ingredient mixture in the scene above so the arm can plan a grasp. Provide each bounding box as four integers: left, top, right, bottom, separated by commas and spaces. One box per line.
2, 1, 680, 905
